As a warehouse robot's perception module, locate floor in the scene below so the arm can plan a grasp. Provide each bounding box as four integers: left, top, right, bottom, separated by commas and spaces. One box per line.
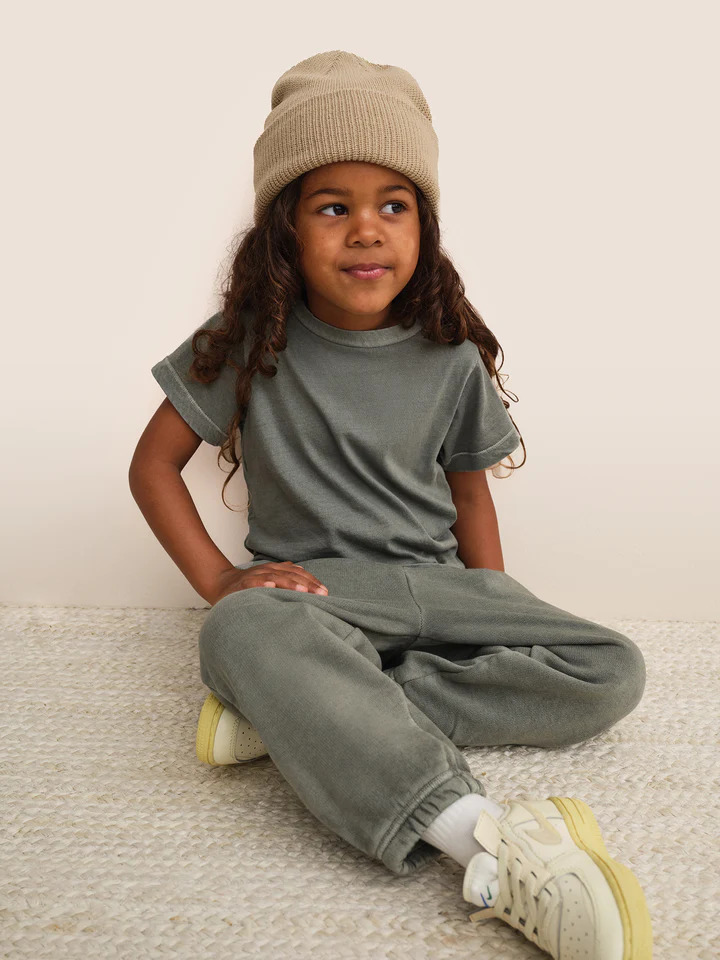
1, 604, 716, 959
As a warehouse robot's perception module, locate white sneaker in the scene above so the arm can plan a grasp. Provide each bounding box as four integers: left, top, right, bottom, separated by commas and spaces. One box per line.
195, 692, 269, 766
463, 794, 653, 958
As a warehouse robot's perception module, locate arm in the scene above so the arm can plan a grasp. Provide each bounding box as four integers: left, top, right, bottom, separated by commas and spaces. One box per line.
128, 398, 236, 604
446, 469, 506, 572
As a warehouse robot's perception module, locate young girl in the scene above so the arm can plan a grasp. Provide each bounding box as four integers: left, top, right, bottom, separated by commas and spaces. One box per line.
130, 50, 652, 958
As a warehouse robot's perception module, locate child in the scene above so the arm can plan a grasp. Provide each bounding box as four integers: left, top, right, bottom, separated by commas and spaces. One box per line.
130, 50, 652, 958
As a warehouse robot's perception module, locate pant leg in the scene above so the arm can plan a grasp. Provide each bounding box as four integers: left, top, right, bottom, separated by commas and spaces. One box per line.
197, 558, 486, 877
390, 565, 647, 748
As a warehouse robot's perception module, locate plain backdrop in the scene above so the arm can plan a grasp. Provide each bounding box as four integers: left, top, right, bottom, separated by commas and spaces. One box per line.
1, 1, 717, 618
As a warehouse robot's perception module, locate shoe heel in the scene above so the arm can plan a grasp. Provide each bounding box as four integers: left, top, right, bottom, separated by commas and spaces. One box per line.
549, 796, 653, 959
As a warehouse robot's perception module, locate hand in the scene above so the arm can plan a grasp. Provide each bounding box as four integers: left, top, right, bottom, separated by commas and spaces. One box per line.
208, 561, 330, 606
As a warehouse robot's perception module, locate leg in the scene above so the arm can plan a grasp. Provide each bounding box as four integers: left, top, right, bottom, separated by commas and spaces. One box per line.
197, 558, 487, 876
391, 566, 647, 748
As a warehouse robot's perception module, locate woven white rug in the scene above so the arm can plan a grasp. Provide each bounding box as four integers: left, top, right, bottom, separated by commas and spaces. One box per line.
1, 604, 717, 959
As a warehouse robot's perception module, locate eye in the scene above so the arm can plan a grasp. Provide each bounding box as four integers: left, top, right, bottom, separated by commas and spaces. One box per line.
318, 201, 407, 217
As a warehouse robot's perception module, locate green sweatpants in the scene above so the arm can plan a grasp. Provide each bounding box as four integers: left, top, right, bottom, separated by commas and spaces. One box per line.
198, 558, 646, 876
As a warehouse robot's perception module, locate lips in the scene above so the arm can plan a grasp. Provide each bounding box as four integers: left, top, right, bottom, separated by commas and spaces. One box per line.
343, 265, 390, 279
343, 263, 388, 271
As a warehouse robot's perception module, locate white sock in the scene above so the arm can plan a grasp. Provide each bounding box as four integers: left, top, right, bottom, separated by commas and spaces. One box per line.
419, 793, 505, 869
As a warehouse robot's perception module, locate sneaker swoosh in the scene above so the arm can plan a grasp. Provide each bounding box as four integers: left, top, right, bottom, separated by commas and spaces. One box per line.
515, 800, 563, 845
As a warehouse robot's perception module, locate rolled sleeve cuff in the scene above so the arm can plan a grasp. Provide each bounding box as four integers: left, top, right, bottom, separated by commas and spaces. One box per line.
441, 427, 520, 471
151, 358, 227, 446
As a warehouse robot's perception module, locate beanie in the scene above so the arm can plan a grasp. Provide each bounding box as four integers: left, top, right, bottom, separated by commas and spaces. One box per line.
252, 50, 440, 225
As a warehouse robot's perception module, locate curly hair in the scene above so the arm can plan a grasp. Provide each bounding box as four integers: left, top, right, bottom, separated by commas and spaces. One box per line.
187, 174, 526, 511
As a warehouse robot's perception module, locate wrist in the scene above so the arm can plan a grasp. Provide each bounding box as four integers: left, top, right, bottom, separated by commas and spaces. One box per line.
196, 561, 237, 605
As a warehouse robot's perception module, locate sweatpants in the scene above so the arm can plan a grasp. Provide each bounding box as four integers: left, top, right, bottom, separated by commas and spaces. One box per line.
197, 558, 646, 877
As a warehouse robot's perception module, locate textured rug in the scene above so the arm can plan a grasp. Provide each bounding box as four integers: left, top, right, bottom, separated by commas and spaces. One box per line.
1, 604, 717, 959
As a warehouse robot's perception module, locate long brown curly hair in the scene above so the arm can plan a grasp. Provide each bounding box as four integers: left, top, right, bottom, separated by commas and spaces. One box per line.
188, 174, 526, 511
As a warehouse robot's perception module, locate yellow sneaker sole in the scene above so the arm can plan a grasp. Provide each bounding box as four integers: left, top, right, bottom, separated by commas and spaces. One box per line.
196, 692, 225, 765
550, 796, 653, 959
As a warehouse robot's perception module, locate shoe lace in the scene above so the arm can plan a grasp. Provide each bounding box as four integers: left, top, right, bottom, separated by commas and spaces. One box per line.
469, 836, 558, 954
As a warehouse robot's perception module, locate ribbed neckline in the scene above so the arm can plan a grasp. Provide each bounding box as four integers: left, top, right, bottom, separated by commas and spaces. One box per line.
292, 296, 422, 347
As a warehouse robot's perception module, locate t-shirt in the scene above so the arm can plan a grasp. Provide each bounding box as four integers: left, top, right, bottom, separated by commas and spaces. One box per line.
151, 295, 521, 569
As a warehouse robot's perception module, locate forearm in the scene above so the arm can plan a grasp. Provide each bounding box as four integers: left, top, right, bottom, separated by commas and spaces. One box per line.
450, 493, 505, 572
129, 460, 234, 603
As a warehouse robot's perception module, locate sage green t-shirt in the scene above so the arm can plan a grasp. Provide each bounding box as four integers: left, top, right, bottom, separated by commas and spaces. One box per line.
151, 296, 521, 569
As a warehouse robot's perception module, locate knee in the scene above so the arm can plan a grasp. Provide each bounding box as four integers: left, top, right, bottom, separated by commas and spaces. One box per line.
541, 631, 646, 748
582, 631, 647, 740
610, 632, 647, 717
198, 589, 264, 660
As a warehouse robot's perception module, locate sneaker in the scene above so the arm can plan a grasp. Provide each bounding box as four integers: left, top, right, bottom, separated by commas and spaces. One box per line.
195, 692, 269, 766
463, 794, 653, 958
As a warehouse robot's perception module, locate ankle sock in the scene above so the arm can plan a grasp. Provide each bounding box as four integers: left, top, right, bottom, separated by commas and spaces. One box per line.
419, 792, 505, 869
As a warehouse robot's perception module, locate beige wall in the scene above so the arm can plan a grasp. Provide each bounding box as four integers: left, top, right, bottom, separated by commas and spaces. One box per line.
2, 1, 717, 618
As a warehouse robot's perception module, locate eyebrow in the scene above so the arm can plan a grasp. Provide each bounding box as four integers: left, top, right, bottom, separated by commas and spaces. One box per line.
303, 184, 415, 201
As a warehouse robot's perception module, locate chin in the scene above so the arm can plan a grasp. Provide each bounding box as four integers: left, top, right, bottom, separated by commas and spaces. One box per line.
341, 287, 395, 307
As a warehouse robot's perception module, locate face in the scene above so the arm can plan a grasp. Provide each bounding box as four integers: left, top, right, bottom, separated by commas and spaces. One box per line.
294, 161, 421, 330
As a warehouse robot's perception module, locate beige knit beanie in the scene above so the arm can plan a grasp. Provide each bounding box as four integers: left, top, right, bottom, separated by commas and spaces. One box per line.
253, 50, 440, 225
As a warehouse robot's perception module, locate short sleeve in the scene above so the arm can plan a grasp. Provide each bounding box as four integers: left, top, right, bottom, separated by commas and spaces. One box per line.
438, 355, 521, 471
151, 312, 242, 446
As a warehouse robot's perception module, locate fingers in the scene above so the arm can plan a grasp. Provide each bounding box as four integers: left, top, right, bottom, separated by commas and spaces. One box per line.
254, 562, 329, 595
258, 579, 329, 594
